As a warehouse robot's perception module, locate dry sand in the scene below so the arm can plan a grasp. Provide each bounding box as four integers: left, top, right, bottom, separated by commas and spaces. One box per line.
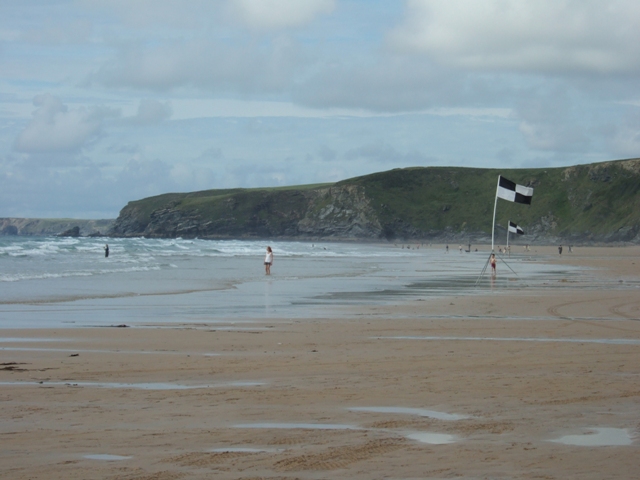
1, 246, 639, 479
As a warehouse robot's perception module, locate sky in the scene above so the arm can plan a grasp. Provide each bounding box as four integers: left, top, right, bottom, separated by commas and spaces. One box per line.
1, 0, 640, 219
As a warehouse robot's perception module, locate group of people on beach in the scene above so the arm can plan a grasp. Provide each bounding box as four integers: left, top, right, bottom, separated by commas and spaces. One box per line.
100, 242, 570, 278
445, 244, 475, 253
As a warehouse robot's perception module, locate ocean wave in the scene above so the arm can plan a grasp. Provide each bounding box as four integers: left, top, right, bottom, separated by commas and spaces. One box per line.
0, 265, 162, 282
1, 237, 421, 261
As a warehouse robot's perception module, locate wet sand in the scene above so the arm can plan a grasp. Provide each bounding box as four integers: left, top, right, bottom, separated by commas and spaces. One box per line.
1, 246, 639, 479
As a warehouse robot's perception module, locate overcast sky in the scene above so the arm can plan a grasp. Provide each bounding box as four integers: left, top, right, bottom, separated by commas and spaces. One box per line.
1, 0, 640, 219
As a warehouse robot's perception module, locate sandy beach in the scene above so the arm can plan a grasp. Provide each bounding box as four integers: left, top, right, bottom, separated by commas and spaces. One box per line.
1, 246, 639, 479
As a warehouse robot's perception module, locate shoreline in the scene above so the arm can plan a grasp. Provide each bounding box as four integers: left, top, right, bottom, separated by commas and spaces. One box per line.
0, 246, 638, 479
5, 229, 640, 247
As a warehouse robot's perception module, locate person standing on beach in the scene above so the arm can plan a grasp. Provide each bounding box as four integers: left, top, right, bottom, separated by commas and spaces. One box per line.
445, 245, 449, 253
264, 246, 273, 275
104, 244, 109, 258
490, 253, 497, 275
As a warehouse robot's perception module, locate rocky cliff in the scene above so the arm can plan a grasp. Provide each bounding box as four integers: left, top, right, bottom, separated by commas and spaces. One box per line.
110, 184, 383, 239
109, 159, 640, 244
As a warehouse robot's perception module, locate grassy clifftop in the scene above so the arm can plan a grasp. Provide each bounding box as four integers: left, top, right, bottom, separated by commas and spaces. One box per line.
109, 158, 640, 243
343, 159, 640, 239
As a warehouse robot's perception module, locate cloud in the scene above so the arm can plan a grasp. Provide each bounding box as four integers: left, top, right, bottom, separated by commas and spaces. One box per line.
92, 37, 301, 94
294, 56, 470, 112
80, 0, 219, 29
84, 0, 334, 31
389, 0, 640, 74
14, 94, 119, 153
230, 0, 335, 30
513, 87, 590, 152
130, 99, 173, 124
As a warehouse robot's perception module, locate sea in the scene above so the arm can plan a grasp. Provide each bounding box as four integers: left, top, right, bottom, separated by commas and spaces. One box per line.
0, 236, 584, 329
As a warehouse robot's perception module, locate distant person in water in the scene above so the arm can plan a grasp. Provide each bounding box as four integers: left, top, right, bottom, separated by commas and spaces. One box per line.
264, 246, 273, 275
490, 253, 497, 275
104, 244, 109, 258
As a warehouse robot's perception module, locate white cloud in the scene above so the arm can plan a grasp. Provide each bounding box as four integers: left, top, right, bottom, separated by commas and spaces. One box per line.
231, 0, 335, 30
14, 94, 119, 153
86, 0, 334, 31
92, 37, 300, 94
390, 0, 640, 74
80, 0, 218, 29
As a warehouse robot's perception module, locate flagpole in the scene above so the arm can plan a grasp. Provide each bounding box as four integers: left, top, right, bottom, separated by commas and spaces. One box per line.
491, 175, 500, 252
506, 220, 510, 250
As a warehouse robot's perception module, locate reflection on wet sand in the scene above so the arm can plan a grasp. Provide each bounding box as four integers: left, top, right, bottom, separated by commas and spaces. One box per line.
550, 428, 634, 446
349, 406, 468, 420
379, 336, 640, 345
234, 423, 360, 430
83, 454, 132, 461
405, 432, 458, 445
0, 380, 265, 390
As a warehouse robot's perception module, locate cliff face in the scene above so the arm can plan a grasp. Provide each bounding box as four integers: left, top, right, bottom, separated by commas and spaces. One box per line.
110, 184, 383, 239
109, 158, 640, 244
297, 185, 382, 238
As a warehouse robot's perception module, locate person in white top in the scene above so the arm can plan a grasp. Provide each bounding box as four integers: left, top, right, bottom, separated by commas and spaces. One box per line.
264, 246, 273, 275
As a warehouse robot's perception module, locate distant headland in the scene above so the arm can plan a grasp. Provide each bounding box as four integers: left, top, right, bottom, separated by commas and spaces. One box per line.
3, 158, 640, 244
0, 218, 114, 237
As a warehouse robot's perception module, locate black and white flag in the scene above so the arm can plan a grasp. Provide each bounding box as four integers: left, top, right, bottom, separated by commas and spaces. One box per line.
508, 221, 524, 235
497, 176, 533, 205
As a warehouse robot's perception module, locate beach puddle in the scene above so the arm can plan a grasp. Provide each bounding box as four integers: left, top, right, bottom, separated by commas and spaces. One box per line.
0, 347, 219, 355
0, 380, 264, 390
84, 454, 132, 461
349, 406, 468, 420
379, 336, 640, 345
405, 432, 458, 445
234, 423, 360, 430
550, 428, 634, 446
209, 327, 273, 331
0, 337, 69, 343
208, 447, 284, 453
